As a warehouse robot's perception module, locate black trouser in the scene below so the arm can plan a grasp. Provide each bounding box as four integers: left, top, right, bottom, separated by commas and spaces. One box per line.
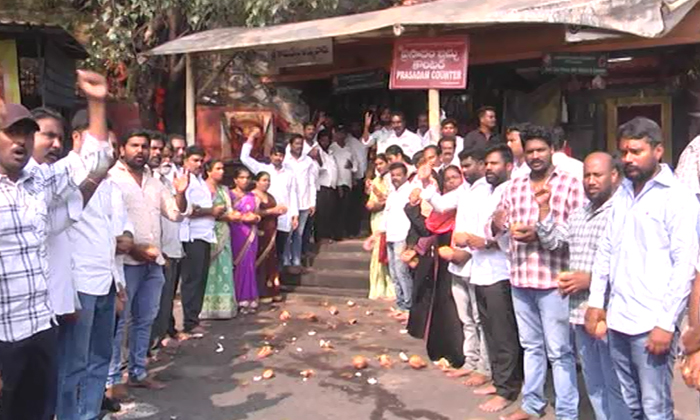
181, 240, 211, 332
475, 280, 524, 401
335, 185, 352, 240
151, 256, 182, 344
347, 180, 366, 237
0, 327, 58, 420
315, 186, 338, 241
276, 230, 289, 264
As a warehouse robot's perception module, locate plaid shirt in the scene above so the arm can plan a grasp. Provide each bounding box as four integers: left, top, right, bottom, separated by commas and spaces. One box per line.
676, 134, 700, 196
497, 167, 584, 289
0, 162, 76, 342
536, 199, 612, 324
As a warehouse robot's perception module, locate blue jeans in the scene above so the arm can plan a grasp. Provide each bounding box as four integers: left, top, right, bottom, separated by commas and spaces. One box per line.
386, 241, 412, 311
56, 288, 116, 420
574, 325, 630, 420
285, 209, 310, 266
107, 264, 164, 385
511, 287, 579, 420
608, 329, 677, 420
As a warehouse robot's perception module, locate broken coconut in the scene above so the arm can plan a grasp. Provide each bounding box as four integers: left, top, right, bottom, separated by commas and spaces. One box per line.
399, 352, 409, 362
352, 356, 369, 370
319, 339, 334, 349
378, 354, 393, 368
262, 369, 275, 380
346, 300, 356, 307
300, 370, 315, 378
408, 355, 427, 370
435, 358, 451, 371
328, 306, 339, 315
279, 310, 292, 321
348, 319, 358, 325
257, 346, 273, 359
299, 313, 319, 322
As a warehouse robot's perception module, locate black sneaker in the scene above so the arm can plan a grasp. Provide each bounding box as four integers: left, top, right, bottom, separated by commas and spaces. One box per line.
102, 396, 121, 413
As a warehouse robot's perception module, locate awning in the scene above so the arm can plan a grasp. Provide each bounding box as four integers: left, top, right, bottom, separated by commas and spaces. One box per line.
144, 0, 700, 56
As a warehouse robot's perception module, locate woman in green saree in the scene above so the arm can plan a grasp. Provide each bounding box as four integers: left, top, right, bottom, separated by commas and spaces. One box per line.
200, 160, 240, 319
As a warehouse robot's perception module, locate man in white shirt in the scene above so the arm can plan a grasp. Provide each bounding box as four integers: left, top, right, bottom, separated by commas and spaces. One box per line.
315, 130, 339, 243
551, 126, 583, 178
30, 108, 83, 319
379, 163, 414, 313
417, 113, 434, 145
330, 126, 360, 240
437, 137, 459, 170
54, 109, 132, 420
586, 117, 699, 420
284, 134, 318, 270
455, 144, 523, 413
240, 130, 300, 266
435, 149, 491, 385
150, 132, 185, 349
107, 131, 190, 394
346, 128, 369, 238
505, 124, 531, 179
167, 134, 186, 172
441, 118, 465, 159
361, 107, 393, 152
180, 145, 223, 335
385, 111, 425, 161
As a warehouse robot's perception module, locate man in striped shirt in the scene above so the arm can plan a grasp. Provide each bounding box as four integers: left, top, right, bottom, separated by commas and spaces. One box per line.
535, 152, 629, 420
492, 125, 583, 420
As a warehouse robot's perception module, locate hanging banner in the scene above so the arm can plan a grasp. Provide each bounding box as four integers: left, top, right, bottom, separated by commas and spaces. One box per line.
0, 40, 21, 104
390, 37, 469, 90
272, 39, 333, 68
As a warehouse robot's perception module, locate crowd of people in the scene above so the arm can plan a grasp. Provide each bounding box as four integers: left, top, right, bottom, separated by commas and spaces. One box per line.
359, 106, 700, 420
3, 67, 700, 420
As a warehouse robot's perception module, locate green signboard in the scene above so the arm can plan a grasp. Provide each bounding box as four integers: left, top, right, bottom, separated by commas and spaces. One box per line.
542, 53, 608, 76
332, 70, 388, 94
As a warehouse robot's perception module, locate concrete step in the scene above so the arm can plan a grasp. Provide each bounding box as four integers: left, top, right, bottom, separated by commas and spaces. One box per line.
280, 284, 367, 298
281, 268, 369, 291
312, 252, 370, 271
319, 239, 367, 254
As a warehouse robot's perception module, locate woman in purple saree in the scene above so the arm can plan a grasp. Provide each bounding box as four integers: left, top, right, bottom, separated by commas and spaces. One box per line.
229, 167, 261, 314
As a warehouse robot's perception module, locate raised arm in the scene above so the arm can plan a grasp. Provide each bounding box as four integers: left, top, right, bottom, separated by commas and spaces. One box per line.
361, 112, 375, 146
160, 172, 189, 221
240, 130, 267, 175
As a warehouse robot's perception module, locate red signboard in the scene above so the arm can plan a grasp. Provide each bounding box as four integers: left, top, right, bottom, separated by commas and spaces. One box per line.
390, 37, 469, 90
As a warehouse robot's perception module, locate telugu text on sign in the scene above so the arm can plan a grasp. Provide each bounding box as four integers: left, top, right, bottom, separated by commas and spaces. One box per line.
390, 37, 469, 90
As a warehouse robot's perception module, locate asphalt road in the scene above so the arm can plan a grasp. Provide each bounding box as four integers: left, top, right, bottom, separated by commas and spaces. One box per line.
108, 295, 700, 420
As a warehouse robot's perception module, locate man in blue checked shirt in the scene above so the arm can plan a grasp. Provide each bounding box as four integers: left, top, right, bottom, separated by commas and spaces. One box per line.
0, 70, 113, 420
586, 117, 700, 420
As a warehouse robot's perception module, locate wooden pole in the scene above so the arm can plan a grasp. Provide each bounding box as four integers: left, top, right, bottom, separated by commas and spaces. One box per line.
185, 54, 196, 146
428, 88, 440, 142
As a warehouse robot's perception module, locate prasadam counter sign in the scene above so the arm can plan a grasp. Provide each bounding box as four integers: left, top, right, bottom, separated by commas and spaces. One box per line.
390, 37, 469, 90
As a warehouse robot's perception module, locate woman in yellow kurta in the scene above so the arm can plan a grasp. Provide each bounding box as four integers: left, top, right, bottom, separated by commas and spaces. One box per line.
364, 153, 395, 300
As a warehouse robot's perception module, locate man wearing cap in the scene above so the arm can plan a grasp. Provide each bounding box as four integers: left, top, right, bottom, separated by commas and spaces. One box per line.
0, 70, 112, 420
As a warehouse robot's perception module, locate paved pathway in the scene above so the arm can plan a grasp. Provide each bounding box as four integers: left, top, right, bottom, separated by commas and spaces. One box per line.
110, 295, 700, 420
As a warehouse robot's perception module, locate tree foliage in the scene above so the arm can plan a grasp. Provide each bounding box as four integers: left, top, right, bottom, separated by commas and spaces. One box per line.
62, 0, 394, 130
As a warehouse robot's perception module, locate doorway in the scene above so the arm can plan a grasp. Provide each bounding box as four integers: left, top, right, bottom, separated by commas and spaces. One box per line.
605, 96, 672, 163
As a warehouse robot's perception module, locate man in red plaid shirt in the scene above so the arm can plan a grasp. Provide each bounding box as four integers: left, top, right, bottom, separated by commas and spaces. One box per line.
491, 125, 584, 420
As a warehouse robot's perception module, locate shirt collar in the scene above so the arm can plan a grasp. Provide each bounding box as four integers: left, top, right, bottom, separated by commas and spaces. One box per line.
0, 158, 40, 186
621, 163, 674, 194
584, 195, 613, 217
470, 176, 488, 191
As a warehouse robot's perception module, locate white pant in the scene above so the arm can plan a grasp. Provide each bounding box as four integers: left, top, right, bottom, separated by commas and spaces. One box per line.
452, 274, 490, 375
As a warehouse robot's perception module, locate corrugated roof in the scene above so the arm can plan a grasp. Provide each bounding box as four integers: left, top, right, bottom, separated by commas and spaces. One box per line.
0, 11, 88, 59
144, 0, 700, 56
